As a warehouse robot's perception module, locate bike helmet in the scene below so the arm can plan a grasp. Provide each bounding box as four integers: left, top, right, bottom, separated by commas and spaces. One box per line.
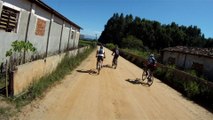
150, 54, 154, 57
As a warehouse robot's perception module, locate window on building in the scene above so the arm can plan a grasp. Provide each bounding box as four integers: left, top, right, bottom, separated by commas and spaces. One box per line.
168, 57, 175, 65
191, 62, 203, 76
71, 31, 74, 39
0, 6, 19, 32
35, 18, 46, 36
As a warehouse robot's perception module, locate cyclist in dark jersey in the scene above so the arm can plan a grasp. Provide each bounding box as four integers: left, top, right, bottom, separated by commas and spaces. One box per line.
111, 46, 119, 68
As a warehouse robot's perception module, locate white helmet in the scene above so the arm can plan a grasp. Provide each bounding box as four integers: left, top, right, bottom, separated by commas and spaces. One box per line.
150, 54, 154, 57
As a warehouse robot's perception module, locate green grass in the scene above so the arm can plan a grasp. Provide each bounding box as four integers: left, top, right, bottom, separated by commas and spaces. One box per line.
122, 48, 149, 58
0, 106, 14, 119
79, 39, 97, 47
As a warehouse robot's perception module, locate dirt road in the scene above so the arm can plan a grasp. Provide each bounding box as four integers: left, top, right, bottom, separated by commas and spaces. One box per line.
15, 48, 212, 120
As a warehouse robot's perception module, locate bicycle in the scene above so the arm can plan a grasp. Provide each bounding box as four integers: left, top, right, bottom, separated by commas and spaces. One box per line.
141, 66, 154, 86
97, 59, 102, 74
112, 58, 117, 69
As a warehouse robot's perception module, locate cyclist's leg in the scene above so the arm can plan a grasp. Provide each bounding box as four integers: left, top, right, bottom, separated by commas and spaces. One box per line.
101, 57, 103, 68
96, 57, 99, 69
112, 57, 115, 65
145, 66, 149, 76
115, 56, 118, 65
97, 57, 101, 69
148, 67, 154, 81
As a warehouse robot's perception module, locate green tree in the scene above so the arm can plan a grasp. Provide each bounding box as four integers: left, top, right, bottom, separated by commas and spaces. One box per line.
99, 13, 208, 50
121, 35, 143, 50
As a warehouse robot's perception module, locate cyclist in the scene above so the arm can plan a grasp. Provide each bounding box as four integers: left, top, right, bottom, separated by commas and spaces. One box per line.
111, 45, 119, 68
146, 53, 157, 80
96, 45, 105, 69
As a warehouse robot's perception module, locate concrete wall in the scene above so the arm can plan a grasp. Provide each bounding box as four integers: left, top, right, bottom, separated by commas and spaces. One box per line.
13, 46, 89, 96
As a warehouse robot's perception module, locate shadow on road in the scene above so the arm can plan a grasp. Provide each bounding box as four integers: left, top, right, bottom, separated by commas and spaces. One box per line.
102, 64, 113, 69
76, 69, 98, 76
125, 78, 150, 87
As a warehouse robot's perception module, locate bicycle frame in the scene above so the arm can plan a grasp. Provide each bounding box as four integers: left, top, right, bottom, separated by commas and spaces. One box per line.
142, 67, 154, 86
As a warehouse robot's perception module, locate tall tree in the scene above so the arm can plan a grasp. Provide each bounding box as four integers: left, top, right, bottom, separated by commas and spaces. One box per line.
99, 13, 210, 50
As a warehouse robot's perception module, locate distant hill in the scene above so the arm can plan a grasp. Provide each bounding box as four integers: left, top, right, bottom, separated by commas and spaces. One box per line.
80, 34, 97, 40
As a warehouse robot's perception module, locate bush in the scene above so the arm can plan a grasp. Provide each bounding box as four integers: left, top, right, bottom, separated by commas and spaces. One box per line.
105, 43, 115, 50
79, 40, 97, 48
121, 35, 143, 50
154, 67, 166, 80
184, 81, 200, 98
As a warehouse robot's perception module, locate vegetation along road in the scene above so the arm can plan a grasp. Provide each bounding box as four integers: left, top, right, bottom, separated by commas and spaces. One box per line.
14, 48, 213, 120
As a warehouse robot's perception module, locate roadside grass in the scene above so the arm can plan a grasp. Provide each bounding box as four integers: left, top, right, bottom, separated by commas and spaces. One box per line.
122, 48, 149, 58
79, 39, 97, 48
0, 46, 95, 119
0, 106, 15, 120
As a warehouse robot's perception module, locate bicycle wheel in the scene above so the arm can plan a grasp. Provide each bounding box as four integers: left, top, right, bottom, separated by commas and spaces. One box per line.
147, 77, 154, 86
142, 70, 147, 81
147, 73, 154, 86
97, 61, 101, 74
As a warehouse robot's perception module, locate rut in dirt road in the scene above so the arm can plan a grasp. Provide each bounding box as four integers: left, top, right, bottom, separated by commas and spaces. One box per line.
15, 47, 213, 120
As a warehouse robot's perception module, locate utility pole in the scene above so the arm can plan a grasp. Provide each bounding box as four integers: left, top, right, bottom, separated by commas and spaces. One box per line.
95, 34, 97, 40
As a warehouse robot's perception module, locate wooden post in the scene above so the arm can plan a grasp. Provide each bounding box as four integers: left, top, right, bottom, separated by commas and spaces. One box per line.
5, 60, 8, 97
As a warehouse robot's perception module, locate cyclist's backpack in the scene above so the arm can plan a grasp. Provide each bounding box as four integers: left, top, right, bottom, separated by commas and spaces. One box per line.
115, 49, 119, 57
149, 57, 156, 65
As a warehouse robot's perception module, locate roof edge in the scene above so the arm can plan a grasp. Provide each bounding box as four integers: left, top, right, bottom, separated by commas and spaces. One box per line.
31, 0, 82, 30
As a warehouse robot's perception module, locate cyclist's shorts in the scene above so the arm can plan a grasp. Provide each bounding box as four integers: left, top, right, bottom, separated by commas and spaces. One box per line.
97, 56, 103, 62
147, 64, 156, 72
114, 55, 119, 59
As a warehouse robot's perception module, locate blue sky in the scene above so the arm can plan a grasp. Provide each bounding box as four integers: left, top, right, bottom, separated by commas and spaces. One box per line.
42, 0, 213, 39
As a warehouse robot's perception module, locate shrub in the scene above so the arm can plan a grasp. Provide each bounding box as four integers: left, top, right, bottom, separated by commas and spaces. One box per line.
154, 67, 166, 80
79, 40, 97, 48
121, 35, 143, 50
105, 43, 115, 50
183, 81, 200, 98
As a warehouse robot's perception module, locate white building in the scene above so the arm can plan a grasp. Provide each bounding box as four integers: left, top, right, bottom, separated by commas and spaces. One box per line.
0, 0, 81, 63
162, 46, 213, 81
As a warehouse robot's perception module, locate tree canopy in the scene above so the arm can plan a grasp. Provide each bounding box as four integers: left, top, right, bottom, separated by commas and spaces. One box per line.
99, 13, 213, 50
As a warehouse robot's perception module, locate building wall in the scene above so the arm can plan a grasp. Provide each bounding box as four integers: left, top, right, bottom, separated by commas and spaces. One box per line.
75, 31, 80, 48
184, 54, 213, 79
163, 51, 213, 80
0, 0, 81, 63
0, 0, 30, 62
162, 51, 186, 68
26, 14, 50, 59
61, 25, 70, 52
47, 22, 62, 56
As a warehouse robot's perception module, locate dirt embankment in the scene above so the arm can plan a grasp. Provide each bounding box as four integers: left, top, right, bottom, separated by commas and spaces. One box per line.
14, 48, 213, 120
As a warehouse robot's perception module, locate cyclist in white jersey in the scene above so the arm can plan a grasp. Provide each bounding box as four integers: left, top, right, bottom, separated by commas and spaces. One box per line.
96, 45, 105, 68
